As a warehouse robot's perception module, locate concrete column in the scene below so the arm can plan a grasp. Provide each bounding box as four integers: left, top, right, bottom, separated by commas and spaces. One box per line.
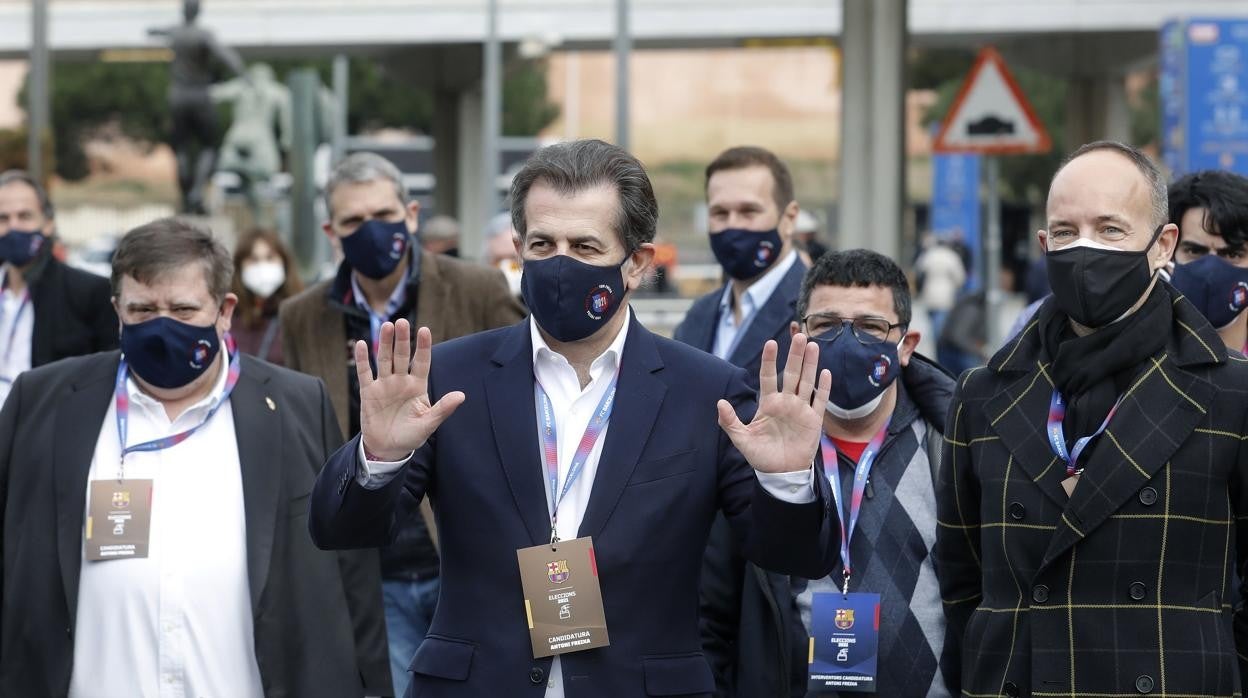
1065, 73, 1130, 149
457, 87, 487, 261
432, 89, 462, 220
838, 0, 906, 261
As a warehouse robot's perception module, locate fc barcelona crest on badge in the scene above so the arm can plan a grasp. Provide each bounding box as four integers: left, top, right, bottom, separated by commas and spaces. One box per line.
867, 354, 892, 387
547, 560, 570, 584
112, 490, 130, 509
189, 339, 213, 369
585, 285, 614, 321
834, 608, 855, 630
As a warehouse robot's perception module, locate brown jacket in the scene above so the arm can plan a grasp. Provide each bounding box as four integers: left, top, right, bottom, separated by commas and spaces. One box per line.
279, 251, 525, 439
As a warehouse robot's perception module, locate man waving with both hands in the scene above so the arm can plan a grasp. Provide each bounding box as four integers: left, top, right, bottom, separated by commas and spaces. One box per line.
309, 139, 839, 698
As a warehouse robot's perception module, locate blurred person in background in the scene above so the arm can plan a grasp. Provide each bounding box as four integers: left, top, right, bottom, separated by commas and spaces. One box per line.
792, 208, 829, 266
1167, 170, 1248, 353
0, 170, 117, 406
231, 228, 304, 366
420, 214, 461, 258
482, 212, 523, 300
279, 152, 523, 696
674, 146, 807, 390
0, 218, 388, 697
914, 235, 966, 341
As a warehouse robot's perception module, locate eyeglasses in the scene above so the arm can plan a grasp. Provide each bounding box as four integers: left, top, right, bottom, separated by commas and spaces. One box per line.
801, 313, 905, 344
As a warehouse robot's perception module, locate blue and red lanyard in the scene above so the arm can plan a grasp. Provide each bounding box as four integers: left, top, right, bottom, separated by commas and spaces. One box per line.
1045, 389, 1124, 478
535, 372, 618, 544
819, 418, 890, 596
113, 335, 241, 481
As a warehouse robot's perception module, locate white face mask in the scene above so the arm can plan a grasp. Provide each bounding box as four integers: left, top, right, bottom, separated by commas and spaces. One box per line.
241, 261, 286, 299
825, 391, 885, 420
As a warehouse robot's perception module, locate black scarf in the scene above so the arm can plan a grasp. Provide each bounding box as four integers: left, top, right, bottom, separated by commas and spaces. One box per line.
1038, 282, 1171, 439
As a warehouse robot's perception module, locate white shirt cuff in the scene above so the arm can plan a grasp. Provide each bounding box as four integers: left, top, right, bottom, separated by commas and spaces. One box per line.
755, 464, 817, 504
355, 439, 413, 490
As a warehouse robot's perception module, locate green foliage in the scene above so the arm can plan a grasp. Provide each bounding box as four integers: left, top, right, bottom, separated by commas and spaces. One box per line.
503, 58, 560, 136
21, 62, 171, 180
1130, 76, 1160, 149
909, 48, 975, 90
923, 64, 1067, 203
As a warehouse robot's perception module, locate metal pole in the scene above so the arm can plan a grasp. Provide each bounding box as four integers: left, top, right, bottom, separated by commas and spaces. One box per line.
614, 0, 631, 151
985, 156, 1003, 351
331, 54, 349, 165
27, 0, 49, 181
288, 69, 321, 278
482, 0, 502, 219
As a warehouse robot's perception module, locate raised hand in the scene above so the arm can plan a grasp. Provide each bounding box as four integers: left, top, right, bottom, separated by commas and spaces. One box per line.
358, 319, 465, 461
717, 334, 831, 473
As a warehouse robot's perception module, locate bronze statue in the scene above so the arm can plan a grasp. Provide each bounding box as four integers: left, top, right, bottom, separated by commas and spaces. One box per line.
149, 0, 245, 214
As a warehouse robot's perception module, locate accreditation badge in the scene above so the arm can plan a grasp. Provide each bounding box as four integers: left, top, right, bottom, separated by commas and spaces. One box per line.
516, 536, 610, 658
808, 592, 880, 693
85, 479, 154, 561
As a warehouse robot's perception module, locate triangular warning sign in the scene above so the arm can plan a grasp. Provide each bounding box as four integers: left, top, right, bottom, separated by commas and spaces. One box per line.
933, 47, 1052, 155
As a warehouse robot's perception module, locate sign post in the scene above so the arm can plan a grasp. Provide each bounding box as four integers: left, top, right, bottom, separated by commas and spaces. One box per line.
933, 47, 1051, 351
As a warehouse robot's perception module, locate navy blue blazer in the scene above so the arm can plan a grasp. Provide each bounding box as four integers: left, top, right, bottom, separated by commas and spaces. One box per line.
310, 315, 834, 698
673, 260, 806, 390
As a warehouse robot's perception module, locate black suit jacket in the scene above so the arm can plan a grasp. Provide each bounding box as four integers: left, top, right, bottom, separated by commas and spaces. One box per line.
673, 259, 806, 391
0, 351, 390, 697
23, 250, 118, 367
310, 316, 835, 698
934, 287, 1248, 697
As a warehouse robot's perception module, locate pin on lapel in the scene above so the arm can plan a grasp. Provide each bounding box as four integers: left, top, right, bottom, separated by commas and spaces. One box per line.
265, 397, 276, 412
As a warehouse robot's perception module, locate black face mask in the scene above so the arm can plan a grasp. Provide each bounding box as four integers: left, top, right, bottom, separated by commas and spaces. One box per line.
1045, 225, 1164, 329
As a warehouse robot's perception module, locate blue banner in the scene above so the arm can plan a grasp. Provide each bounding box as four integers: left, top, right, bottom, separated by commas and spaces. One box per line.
1162, 18, 1248, 176
930, 150, 981, 289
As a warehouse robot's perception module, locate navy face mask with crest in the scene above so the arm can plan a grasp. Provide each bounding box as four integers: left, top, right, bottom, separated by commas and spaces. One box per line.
812, 327, 901, 420
342, 218, 410, 279
709, 227, 783, 281
121, 316, 221, 389
0, 229, 45, 267
521, 254, 627, 343
1169, 253, 1248, 330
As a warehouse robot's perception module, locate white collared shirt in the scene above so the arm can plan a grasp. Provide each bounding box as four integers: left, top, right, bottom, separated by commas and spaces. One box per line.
70, 351, 263, 698
0, 279, 34, 407
360, 308, 814, 697
713, 251, 799, 359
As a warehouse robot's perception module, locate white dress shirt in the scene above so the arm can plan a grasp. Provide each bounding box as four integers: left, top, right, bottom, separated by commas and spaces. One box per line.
712, 251, 798, 359
360, 308, 814, 697
0, 282, 33, 407
70, 351, 264, 698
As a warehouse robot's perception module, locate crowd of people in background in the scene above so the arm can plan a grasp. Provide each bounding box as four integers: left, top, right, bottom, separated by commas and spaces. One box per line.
1, 135, 1248, 697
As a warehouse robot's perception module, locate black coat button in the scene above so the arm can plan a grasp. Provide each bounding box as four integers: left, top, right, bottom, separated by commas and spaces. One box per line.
1003, 681, 1020, 697
529, 667, 545, 685
1032, 585, 1049, 604
1135, 674, 1154, 694
1129, 582, 1147, 601
1139, 487, 1158, 506
1009, 502, 1026, 520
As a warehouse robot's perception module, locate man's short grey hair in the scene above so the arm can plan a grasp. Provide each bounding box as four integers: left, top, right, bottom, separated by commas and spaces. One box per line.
324, 152, 408, 220
112, 217, 232, 302
423, 215, 460, 241
1051, 140, 1169, 229
0, 170, 54, 220
509, 139, 658, 254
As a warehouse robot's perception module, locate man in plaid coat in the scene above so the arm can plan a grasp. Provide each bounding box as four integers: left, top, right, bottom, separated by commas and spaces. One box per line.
935, 140, 1248, 698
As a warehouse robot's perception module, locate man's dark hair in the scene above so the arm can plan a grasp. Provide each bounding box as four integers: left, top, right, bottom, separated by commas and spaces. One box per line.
1050, 140, 1168, 229
797, 248, 912, 326
1167, 170, 1248, 253
112, 217, 232, 301
0, 170, 55, 220
509, 139, 658, 254
704, 146, 795, 215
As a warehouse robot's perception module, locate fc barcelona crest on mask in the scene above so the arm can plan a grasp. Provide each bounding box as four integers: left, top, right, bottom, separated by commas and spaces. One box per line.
834, 608, 855, 630
548, 559, 570, 584
585, 285, 614, 321
1230, 282, 1248, 312
754, 240, 775, 268
389, 231, 407, 260
189, 339, 214, 369
867, 354, 892, 388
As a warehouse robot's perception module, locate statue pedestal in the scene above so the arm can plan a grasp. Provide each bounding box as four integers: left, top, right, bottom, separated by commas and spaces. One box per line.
176, 213, 238, 251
